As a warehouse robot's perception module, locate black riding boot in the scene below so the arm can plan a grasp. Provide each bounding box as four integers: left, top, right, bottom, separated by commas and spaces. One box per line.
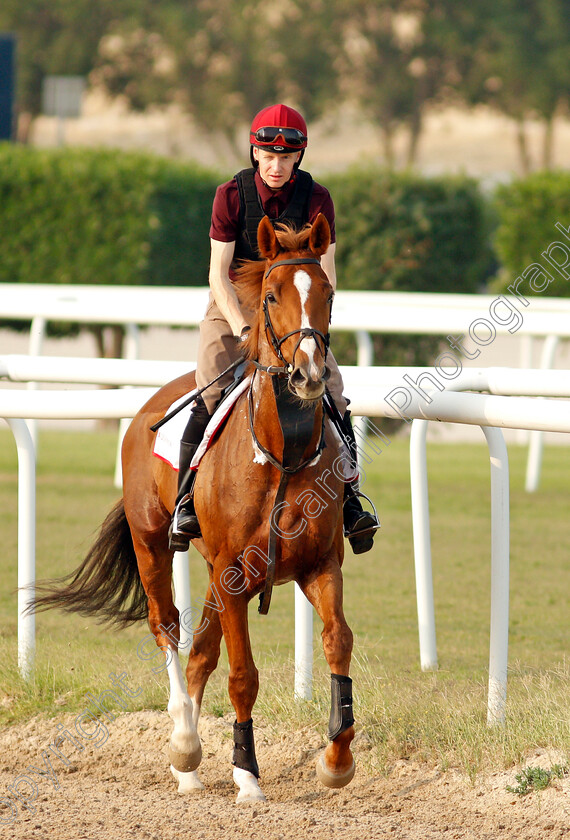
168, 398, 211, 551
341, 410, 380, 555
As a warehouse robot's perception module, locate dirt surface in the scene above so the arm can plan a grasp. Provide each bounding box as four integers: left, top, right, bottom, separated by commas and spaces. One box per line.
0, 710, 568, 840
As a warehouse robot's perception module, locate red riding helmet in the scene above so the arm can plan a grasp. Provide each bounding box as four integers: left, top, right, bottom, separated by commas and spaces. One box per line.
249, 104, 307, 165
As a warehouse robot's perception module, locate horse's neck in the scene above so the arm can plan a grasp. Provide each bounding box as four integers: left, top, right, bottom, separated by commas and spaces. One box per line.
251, 370, 323, 469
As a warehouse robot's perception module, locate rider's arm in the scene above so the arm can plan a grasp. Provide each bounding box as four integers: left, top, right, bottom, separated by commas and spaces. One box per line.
321, 242, 337, 292
208, 238, 250, 336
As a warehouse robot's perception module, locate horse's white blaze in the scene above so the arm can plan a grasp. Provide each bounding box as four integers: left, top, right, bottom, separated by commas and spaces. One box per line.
233, 767, 266, 803
293, 270, 320, 380
166, 648, 200, 756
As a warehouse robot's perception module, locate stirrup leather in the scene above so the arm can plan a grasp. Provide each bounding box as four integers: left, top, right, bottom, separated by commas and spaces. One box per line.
172, 493, 193, 527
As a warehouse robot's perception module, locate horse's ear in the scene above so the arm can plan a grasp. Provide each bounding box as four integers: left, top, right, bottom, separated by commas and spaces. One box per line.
309, 213, 331, 258
257, 216, 280, 260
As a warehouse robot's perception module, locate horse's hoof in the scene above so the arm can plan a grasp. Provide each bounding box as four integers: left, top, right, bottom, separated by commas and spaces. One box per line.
315, 753, 356, 788
233, 767, 266, 803
236, 788, 267, 804
168, 742, 202, 773
170, 766, 205, 793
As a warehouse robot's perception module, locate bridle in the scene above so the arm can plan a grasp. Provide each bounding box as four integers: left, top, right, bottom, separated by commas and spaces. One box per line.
248, 254, 333, 476
252, 257, 331, 377
248, 254, 335, 615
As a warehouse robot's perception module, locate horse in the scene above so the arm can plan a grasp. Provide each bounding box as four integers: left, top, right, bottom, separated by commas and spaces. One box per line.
31, 213, 356, 803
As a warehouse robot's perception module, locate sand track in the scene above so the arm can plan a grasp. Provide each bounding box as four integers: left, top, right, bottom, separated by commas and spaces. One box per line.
0, 710, 568, 839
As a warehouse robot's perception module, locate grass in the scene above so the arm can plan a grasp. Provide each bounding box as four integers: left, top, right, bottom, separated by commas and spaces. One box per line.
0, 425, 569, 779
506, 763, 569, 796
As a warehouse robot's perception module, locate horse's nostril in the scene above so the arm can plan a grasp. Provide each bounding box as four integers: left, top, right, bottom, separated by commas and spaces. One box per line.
290, 369, 307, 387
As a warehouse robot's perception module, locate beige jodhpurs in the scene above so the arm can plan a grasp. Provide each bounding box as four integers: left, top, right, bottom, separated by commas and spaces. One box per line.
195, 294, 348, 416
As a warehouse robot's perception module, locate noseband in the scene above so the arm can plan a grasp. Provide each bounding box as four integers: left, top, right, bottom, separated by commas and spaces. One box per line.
253, 257, 331, 377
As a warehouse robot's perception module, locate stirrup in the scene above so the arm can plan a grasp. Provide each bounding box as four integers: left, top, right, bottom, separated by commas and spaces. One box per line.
343, 491, 380, 554
168, 494, 200, 551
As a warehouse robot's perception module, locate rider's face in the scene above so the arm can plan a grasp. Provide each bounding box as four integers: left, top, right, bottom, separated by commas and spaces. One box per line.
253, 147, 301, 190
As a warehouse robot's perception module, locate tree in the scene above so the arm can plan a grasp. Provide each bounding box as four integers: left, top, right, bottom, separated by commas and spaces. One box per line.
457, 0, 570, 172
330, 0, 483, 168
157, 0, 340, 152
0, 0, 148, 139
330, 1, 420, 167
89, 28, 177, 112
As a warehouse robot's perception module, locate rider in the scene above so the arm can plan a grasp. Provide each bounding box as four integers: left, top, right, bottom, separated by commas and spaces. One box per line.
169, 103, 380, 554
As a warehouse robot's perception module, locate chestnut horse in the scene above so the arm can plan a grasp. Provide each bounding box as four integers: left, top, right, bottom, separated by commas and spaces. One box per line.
32, 214, 356, 803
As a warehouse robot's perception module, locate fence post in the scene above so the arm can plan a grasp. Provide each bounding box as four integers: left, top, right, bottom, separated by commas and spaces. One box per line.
410, 419, 438, 671
7, 419, 36, 679
482, 426, 510, 726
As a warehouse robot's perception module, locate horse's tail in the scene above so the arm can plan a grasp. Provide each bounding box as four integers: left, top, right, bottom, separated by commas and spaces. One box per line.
29, 499, 148, 626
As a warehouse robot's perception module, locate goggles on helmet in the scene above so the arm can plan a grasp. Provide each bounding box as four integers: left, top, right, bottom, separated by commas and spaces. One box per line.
253, 126, 307, 148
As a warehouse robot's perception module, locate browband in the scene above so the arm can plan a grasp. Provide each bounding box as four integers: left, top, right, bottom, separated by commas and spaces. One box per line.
264, 257, 321, 279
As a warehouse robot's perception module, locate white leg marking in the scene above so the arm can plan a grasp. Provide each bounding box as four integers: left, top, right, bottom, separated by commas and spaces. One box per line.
170, 766, 205, 793
233, 767, 266, 803
168, 691, 205, 791
190, 694, 201, 729
166, 649, 201, 757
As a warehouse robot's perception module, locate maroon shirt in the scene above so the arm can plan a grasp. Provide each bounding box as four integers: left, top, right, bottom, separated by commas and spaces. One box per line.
209, 169, 336, 244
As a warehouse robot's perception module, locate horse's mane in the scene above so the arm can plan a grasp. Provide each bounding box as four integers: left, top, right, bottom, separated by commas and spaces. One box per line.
234, 222, 314, 361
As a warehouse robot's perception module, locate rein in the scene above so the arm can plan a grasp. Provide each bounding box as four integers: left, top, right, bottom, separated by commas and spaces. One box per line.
247, 371, 327, 476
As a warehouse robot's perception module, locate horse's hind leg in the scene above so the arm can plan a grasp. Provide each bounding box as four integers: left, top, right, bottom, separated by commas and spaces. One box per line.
299, 561, 356, 789
130, 532, 202, 778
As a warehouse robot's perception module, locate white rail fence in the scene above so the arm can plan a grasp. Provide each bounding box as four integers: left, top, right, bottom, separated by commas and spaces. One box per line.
3, 284, 570, 490
2, 359, 570, 724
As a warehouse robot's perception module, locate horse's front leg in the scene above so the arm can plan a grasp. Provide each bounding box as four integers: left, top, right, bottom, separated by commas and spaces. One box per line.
299, 561, 356, 789
214, 573, 266, 804
171, 583, 224, 794
165, 643, 202, 777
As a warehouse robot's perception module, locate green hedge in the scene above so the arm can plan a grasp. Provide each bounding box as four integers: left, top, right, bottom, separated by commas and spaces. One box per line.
493, 171, 570, 297
0, 148, 496, 368
3, 146, 568, 372
0, 149, 494, 294
328, 167, 493, 294
324, 167, 493, 367
0, 144, 221, 287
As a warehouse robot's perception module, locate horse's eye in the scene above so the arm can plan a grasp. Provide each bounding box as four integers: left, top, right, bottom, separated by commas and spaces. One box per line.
266, 292, 276, 304
328, 293, 334, 305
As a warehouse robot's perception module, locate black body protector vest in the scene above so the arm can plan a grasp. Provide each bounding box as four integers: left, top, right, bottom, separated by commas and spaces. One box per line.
233, 167, 314, 265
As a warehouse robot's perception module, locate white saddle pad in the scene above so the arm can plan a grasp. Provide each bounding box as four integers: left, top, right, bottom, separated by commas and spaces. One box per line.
153, 377, 251, 470
153, 376, 357, 481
